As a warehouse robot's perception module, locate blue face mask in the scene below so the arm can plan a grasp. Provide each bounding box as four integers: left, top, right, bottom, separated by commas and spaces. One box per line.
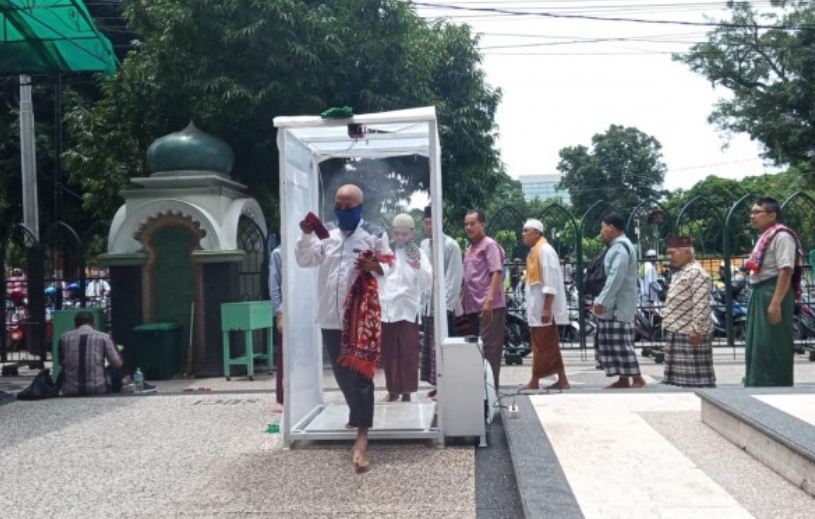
335, 205, 363, 231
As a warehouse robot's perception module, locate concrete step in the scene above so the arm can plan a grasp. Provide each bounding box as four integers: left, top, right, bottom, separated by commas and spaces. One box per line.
698, 388, 815, 497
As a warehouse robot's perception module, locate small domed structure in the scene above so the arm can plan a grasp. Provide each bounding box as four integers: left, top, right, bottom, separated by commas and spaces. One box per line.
103, 121, 267, 377
146, 121, 235, 176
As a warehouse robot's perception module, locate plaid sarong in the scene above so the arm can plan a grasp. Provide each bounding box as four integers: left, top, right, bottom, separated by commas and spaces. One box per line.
662, 332, 716, 388
420, 316, 437, 385
596, 319, 641, 376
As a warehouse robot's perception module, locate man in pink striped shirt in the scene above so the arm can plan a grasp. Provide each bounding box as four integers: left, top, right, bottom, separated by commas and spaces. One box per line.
462, 209, 506, 391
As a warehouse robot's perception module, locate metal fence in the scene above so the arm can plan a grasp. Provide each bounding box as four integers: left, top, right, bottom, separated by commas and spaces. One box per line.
488, 191, 815, 365
0, 220, 112, 368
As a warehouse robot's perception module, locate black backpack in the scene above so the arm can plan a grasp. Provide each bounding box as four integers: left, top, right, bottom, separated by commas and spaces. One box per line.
583, 241, 636, 297
16, 368, 60, 400
583, 248, 608, 297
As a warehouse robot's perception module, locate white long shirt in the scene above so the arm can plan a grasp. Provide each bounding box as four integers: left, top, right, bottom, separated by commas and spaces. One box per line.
640, 261, 659, 304
420, 234, 464, 317
295, 219, 392, 330
380, 245, 432, 324
525, 240, 569, 326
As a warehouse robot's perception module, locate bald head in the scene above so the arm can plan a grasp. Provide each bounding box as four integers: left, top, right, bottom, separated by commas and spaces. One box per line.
336, 184, 363, 209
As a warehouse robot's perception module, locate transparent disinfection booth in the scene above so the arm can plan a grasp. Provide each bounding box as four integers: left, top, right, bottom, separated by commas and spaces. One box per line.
274, 107, 491, 447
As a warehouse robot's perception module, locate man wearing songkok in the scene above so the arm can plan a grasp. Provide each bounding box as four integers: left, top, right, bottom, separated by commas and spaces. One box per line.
592, 212, 646, 389
380, 213, 432, 402
296, 184, 392, 473
661, 236, 716, 387
419, 205, 463, 400
520, 219, 570, 390
744, 196, 802, 387
463, 209, 506, 391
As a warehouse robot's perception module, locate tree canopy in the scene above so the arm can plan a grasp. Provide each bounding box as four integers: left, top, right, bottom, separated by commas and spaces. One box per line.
556, 125, 666, 218
676, 1, 815, 183
62, 0, 504, 227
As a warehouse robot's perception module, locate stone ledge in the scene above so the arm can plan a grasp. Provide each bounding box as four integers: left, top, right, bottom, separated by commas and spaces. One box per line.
698, 388, 815, 496
501, 396, 584, 519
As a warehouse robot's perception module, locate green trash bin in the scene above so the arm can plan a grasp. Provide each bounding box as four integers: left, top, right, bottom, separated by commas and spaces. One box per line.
51, 308, 104, 380
132, 322, 182, 380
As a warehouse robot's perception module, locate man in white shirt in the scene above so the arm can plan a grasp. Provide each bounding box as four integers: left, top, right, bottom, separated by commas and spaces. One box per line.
521, 219, 570, 390
380, 213, 432, 402
85, 277, 110, 299
296, 184, 392, 473
640, 249, 659, 306
419, 205, 463, 399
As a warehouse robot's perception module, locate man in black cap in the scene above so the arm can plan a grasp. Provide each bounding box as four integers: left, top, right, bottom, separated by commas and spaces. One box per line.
419, 205, 463, 399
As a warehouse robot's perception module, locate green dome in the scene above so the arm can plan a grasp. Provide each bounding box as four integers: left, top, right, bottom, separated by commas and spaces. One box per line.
146, 121, 234, 176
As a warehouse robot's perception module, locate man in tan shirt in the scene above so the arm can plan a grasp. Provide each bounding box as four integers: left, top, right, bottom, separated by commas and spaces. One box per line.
661, 236, 716, 387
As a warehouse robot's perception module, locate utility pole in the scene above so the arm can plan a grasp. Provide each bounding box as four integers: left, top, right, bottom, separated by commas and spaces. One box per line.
19, 75, 39, 241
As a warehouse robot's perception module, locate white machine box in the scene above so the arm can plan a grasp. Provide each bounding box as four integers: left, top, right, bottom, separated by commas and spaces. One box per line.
440, 336, 487, 447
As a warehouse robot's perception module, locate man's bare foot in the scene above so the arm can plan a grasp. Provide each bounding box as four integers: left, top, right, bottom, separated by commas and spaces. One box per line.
605, 378, 630, 389
381, 393, 398, 402
400, 393, 411, 402
352, 439, 370, 473
545, 380, 570, 390
270, 402, 283, 413
631, 376, 647, 388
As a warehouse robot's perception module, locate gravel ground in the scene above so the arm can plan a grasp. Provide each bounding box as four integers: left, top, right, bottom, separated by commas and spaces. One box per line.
3, 347, 815, 517
0, 393, 474, 518
641, 410, 815, 519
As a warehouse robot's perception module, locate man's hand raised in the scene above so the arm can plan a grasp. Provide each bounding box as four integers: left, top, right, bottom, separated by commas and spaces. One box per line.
299, 218, 315, 234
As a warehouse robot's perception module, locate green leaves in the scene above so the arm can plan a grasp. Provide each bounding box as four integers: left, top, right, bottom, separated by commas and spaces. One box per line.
677, 2, 815, 181
62, 0, 504, 225
557, 125, 666, 218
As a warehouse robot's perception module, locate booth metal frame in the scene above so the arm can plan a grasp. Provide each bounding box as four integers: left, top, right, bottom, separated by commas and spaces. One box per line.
274, 107, 449, 447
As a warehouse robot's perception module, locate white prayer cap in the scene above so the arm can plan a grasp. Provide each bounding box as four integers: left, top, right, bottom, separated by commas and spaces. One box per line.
392, 213, 415, 229
523, 219, 544, 234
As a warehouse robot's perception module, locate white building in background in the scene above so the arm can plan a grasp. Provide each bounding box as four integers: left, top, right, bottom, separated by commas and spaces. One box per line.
519, 174, 570, 204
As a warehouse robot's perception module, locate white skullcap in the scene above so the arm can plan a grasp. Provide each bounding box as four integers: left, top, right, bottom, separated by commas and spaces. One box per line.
523, 219, 544, 234
392, 213, 415, 229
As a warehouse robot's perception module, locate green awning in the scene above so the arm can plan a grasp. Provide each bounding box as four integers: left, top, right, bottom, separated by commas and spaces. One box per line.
0, 0, 118, 75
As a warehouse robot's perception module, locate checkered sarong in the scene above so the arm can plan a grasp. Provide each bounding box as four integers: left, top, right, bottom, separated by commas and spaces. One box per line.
420, 316, 436, 385
663, 332, 716, 387
596, 319, 641, 376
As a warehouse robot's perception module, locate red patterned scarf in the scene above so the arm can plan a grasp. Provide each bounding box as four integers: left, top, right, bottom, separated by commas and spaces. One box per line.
339, 250, 395, 380
745, 223, 803, 299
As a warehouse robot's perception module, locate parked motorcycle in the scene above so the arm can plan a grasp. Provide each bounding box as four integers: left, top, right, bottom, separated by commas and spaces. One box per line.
710, 274, 747, 341
636, 278, 666, 360
504, 289, 531, 365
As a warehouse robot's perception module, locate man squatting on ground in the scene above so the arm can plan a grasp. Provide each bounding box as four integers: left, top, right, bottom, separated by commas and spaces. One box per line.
592, 212, 647, 389
520, 219, 570, 390
296, 184, 392, 473
59, 311, 123, 396
419, 205, 463, 400
379, 213, 432, 402
744, 196, 802, 387
661, 235, 716, 388
463, 209, 507, 391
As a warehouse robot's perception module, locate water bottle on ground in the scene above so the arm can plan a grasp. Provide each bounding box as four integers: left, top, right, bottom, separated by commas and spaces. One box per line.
134, 368, 144, 393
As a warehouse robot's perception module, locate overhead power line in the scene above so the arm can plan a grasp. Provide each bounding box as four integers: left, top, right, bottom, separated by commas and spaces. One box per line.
410, 1, 815, 31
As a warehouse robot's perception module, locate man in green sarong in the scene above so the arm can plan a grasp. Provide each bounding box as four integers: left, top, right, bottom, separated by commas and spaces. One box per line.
744, 196, 802, 387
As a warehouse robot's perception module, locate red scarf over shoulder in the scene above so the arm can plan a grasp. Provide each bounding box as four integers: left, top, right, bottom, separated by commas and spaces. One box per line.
338, 250, 395, 380
744, 223, 803, 300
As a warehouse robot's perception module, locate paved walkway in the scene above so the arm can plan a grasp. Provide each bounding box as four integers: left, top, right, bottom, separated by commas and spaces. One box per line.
2, 349, 815, 517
